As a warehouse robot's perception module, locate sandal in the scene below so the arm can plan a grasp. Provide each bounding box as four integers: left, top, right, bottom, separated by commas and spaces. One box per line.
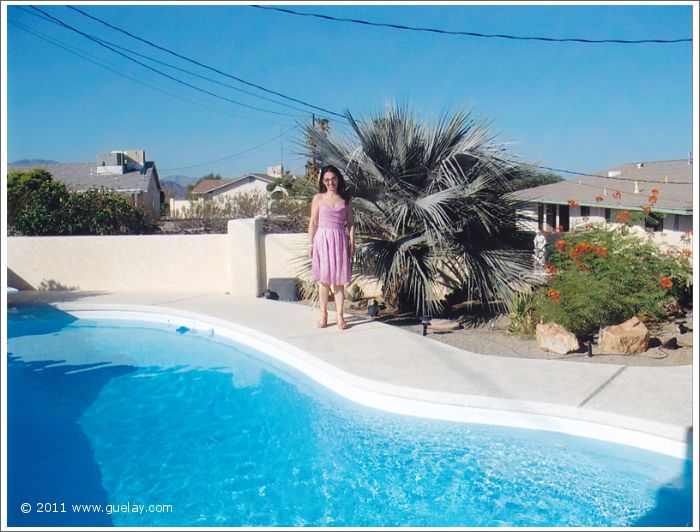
317, 311, 328, 328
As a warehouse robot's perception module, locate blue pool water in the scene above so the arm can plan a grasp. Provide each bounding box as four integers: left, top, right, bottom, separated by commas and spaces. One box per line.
7, 306, 693, 527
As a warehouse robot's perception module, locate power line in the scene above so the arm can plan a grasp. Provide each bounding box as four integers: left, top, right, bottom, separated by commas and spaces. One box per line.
159, 125, 300, 172
251, 5, 692, 45
8, 19, 295, 127
29, 6, 304, 119
66, 5, 348, 120
16, 6, 311, 118
534, 164, 690, 185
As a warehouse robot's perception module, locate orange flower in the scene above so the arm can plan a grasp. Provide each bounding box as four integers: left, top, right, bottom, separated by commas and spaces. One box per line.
555, 239, 567, 252
650, 188, 660, 195
544, 263, 558, 275
642, 205, 652, 215
546, 289, 561, 304
681, 248, 691, 259
567, 199, 580, 208
615, 211, 630, 223
570, 242, 596, 261
594, 195, 604, 202
595, 246, 608, 257
612, 190, 622, 201
659, 276, 673, 290
576, 262, 592, 272
648, 194, 658, 204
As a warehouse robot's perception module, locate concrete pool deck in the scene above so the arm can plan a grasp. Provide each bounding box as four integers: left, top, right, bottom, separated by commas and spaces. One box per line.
7, 290, 695, 456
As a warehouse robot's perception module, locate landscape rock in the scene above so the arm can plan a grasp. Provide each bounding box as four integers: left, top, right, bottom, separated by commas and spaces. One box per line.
535, 323, 580, 355
598, 317, 650, 355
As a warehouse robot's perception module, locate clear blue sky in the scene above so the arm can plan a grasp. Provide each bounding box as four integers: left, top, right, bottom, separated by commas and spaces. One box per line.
3, 2, 695, 180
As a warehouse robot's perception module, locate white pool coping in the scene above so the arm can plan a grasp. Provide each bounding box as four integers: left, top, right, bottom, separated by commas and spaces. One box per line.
50, 304, 691, 459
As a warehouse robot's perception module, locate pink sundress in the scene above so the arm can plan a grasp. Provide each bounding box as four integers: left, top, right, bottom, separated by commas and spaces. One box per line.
312, 200, 351, 285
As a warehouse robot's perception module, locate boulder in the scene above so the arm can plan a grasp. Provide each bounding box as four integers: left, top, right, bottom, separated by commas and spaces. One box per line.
598, 317, 650, 354
536, 323, 580, 355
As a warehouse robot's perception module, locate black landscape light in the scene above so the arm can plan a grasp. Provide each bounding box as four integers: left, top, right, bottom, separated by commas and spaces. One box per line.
367, 300, 380, 319
263, 290, 279, 300
420, 316, 431, 336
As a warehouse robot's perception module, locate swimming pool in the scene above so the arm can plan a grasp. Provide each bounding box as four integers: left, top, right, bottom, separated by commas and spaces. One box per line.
6, 306, 693, 527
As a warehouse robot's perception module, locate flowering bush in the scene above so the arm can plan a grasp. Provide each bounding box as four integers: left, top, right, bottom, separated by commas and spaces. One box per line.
532, 226, 692, 338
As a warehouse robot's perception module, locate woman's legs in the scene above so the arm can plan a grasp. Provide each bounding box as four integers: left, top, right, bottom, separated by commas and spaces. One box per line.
333, 284, 347, 329
317, 281, 329, 327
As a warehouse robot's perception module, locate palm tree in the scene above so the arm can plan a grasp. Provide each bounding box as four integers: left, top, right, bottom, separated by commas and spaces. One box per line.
304, 104, 537, 318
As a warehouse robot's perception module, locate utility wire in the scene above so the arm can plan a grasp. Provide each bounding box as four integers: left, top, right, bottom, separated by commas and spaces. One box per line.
29, 6, 300, 115
29, 6, 302, 118
66, 5, 348, 120
16, 5, 310, 117
160, 125, 300, 172
251, 5, 692, 45
534, 164, 690, 185
8, 19, 295, 127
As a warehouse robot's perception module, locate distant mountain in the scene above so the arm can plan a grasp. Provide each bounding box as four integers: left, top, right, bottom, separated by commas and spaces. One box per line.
10, 158, 60, 166
160, 180, 189, 199
161, 174, 198, 186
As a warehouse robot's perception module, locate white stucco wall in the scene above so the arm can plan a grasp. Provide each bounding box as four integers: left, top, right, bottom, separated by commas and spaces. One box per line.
262, 233, 308, 281
169, 198, 193, 218
8, 234, 230, 292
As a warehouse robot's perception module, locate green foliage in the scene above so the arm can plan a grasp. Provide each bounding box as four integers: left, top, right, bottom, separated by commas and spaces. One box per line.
305, 103, 536, 317
507, 290, 537, 335
532, 227, 692, 338
10, 179, 156, 236
7, 168, 53, 224
345, 284, 364, 302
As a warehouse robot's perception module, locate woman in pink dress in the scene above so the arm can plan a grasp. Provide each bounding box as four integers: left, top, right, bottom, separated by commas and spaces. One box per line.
308, 165, 355, 329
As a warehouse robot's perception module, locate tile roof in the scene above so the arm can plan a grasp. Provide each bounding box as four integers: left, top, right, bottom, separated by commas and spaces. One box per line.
7, 161, 160, 193
509, 159, 693, 214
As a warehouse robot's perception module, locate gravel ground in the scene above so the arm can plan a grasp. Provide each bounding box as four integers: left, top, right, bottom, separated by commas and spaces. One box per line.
393, 320, 693, 366
321, 301, 694, 367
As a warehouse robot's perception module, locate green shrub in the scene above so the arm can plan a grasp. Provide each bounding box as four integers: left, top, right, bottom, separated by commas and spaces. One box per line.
507, 290, 537, 336
7, 168, 53, 224
9, 178, 156, 236
532, 227, 692, 338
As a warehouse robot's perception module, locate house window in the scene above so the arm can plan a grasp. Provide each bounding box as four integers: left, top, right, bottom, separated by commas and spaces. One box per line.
580, 206, 590, 217
537, 204, 544, 231
604, 208, 611, 222
558, 204, 570, 232
546, 204, 556, 230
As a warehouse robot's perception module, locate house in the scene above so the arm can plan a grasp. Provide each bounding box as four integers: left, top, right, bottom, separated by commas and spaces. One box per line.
8, 149, 163, 219
170, 165, 295, 217
191, 165, 289, 201
509, 158, 693, 247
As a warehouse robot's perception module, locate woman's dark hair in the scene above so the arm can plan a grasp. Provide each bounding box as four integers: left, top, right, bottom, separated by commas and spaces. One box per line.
318, 165, 350, 201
